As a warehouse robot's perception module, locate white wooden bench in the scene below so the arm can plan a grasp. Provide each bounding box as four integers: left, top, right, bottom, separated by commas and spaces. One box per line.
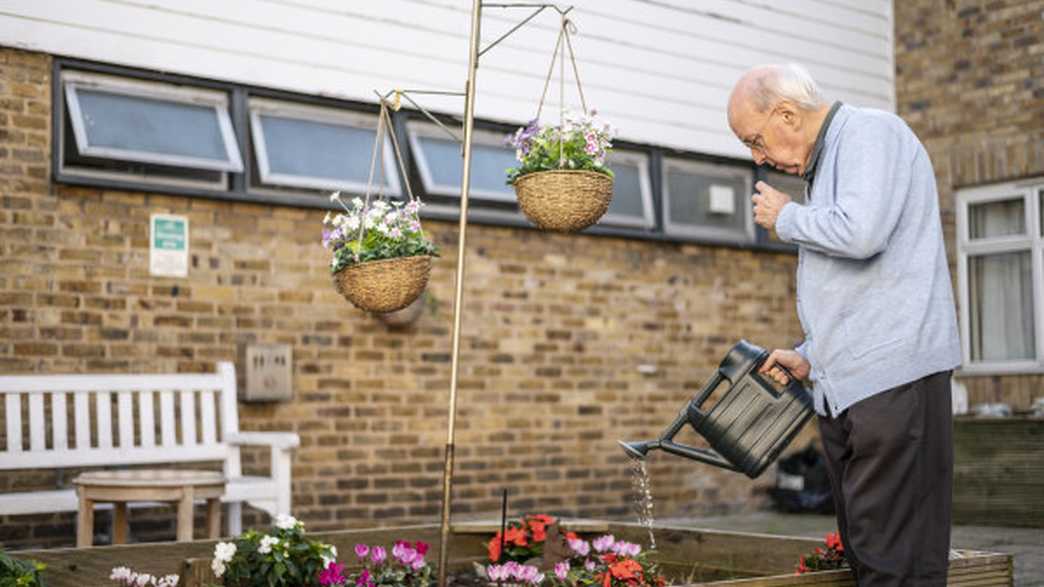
0, 362, 298, 537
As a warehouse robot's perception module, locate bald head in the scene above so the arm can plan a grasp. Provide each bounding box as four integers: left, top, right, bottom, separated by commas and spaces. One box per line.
728, 64, 826, 128
727, 64, 831, 175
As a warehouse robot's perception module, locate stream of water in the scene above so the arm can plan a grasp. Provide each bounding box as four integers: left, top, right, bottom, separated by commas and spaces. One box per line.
629, 458, 657, 551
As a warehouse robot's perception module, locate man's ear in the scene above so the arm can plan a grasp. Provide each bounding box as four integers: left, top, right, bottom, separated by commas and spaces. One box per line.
777, 101, 801, 130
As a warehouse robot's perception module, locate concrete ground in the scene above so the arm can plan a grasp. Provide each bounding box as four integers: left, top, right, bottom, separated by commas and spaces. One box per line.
661, 512, 1044, 586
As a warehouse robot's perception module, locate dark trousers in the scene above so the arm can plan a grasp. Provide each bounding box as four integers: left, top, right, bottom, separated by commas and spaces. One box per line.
818, 371, 953, 587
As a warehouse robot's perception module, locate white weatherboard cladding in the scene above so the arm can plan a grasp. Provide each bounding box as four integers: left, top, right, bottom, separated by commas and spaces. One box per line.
0, 0, 893, 159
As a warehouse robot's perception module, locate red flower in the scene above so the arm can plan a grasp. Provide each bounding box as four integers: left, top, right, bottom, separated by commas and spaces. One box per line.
600, 573, 611, 587
415, 541, 430, 555
565, 531, 579, 541
527, 514, 556, 525
505, 525, 528, 547
530, 522, 547, 543
487, 535, 502, 562
609, 559, 643, 581
825, 532, 844, 553
796, 555, 809, 575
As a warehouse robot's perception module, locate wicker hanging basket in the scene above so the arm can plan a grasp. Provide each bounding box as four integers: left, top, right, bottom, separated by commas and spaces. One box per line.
513, 170, 614, 232
333, 255, 433, 313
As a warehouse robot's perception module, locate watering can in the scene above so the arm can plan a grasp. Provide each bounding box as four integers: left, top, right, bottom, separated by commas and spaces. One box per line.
619, 340, 813, 479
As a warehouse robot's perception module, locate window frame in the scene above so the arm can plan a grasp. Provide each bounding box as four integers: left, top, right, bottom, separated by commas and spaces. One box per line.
661, 157, 755, 243
51, 57, 798, 255
249, 97, 401, 196
601, 150, 656, 229
407, 120, 518, 203
62, 70, 244, 173
956, 179, 1044, 375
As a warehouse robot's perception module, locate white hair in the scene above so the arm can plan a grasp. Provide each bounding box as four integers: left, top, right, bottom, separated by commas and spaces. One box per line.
748, 64, 826, 112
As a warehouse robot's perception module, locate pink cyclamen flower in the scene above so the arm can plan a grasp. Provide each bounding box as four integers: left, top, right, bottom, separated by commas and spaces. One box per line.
592, 534, 616, 553
585, 559, 597, 571
554, 561, 570, 580
354, 568, 372, 587
410, 558, 426, 571
370, 546, 386, 564
354, 544, 369, 559
568, 538, 591, 557
318, 562, 345, 586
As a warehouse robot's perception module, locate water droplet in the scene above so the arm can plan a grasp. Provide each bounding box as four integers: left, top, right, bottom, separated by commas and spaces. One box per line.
629, 458, 656, 551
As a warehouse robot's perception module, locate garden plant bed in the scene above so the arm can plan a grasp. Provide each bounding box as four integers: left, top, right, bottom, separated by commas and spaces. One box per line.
13, 521, 1012, 586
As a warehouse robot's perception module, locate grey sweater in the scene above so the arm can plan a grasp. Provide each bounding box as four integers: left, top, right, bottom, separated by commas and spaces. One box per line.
775, 104, 961, 416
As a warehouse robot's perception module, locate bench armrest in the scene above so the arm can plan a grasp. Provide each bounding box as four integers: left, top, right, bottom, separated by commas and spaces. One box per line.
226, 431, 300, 450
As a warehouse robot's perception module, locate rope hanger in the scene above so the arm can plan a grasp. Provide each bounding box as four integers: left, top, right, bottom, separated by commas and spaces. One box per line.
533, 15, 590, 168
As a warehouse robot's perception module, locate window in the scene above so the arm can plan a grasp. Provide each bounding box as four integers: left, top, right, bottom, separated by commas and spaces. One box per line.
662, 158, 753, 242
60, 71, 242, 188
601, 151, 655, 229
408, 121, 518, 203
957, 179, 1044, 373
249, 98, 400, 195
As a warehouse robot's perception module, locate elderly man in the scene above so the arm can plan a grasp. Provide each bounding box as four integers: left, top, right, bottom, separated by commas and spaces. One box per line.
726, 64, 961, 586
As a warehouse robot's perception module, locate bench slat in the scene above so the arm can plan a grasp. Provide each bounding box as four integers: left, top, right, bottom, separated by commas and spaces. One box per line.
160, 390, 176, 447
181, 390, 197, 445
96, 391, 112, 449
0, 445, 230, 470
52, 392, 68, 450
118, 391, 134, 449
28, 394, 45, 451
200, 390, 217, 445
0, 373, 224, 393
74, 392, 90, 450
139, 390, 155, 448
5, 394, 22, 452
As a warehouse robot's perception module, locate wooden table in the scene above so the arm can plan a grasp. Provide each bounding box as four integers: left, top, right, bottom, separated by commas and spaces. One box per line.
73, 469, 226, 547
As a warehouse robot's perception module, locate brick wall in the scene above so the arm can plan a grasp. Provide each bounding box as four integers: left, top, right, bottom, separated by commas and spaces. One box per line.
894, 0, 1044, 409
0, 46, 804, 549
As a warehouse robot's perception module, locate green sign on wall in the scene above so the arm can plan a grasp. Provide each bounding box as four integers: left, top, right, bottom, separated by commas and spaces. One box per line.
149, 213, 189, 277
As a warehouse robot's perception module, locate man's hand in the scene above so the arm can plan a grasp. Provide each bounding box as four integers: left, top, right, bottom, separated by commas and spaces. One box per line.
751, 181, 792, 230
758, 349, 811, 385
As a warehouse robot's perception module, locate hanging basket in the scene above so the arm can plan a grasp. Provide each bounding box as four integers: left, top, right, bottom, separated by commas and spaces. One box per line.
333, 255, 433, 313
513, 170, 614, 232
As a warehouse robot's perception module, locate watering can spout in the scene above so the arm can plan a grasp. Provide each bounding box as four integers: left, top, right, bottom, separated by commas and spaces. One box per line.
618, 440, 654, 460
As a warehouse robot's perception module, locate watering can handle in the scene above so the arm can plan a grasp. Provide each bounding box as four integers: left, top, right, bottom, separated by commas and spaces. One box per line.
689, 370, 726, 415
689, 356, 802, 419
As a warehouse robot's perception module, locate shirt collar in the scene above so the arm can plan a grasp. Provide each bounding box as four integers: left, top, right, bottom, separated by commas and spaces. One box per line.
801, 101, 843, 185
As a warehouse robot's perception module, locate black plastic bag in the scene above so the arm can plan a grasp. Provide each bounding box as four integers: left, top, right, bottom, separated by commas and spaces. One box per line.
769, 443, 835, 514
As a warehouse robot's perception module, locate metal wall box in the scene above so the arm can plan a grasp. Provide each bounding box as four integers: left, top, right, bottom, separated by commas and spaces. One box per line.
241, 344, 293, 402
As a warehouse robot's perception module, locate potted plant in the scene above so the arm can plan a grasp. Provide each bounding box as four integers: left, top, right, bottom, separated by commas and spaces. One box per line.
795, 532, 848, 574
319, 540, 434, 586
507, 111, 616, 232
0, 550, 45, 587
323, 193, 438, 313
209, 514, 337, 587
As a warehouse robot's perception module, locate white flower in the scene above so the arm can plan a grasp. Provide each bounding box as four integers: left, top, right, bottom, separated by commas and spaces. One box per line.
274, 514, 299, 530
110, 567, 132, 581
214, 541, 237, 562
352, 197, 364, 208
258, 535, 279, 555
211, 559, 226, 578
345, 216, 360, 231
329, 191, 341, 202
135, 574, 152, 587
157, 576, 180, 587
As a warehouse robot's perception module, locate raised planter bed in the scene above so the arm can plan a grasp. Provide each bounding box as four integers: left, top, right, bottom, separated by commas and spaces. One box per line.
14, 521, 1012, 586
953, 416, 1044, 528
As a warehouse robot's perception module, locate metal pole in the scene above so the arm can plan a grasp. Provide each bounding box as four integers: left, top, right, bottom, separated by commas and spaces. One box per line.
436, 0, 482, 584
